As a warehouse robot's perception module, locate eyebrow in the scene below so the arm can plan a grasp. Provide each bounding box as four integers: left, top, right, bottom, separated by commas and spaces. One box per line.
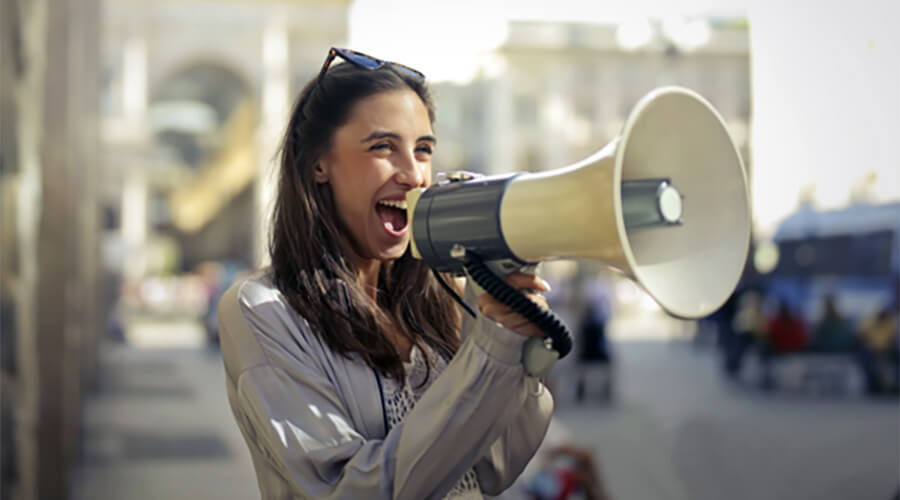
360, 130, 437, 144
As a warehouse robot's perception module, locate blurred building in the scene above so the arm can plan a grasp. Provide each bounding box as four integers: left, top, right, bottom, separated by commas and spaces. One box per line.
432, 19, 750, 178
100, 0, 352, 277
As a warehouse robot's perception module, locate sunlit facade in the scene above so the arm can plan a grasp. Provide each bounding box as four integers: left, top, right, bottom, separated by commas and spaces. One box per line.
431, 20, 751, 181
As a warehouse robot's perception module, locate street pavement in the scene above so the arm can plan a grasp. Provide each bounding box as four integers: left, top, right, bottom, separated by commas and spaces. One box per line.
71, 343, 259, 500
548, 340, 899, 500
71, 318, 899, 500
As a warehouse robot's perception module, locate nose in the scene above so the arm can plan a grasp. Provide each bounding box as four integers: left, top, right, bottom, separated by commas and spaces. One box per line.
394, 150, 426, 188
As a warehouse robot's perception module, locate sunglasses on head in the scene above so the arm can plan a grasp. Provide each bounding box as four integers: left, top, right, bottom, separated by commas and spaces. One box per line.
317, 47, 426, 82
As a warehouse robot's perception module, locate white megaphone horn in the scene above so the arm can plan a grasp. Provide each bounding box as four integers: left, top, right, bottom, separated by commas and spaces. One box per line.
406, 86, 751, 372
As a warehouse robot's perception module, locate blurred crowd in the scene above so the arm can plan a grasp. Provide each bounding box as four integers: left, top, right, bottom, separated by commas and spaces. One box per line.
108, 260, 250, 346
712, 289, 899, 395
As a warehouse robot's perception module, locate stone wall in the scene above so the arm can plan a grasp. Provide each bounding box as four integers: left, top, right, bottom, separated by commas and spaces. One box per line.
1, 0, 102, 498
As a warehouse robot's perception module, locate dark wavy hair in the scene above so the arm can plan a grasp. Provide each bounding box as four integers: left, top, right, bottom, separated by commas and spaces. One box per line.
270, 61, 460, 381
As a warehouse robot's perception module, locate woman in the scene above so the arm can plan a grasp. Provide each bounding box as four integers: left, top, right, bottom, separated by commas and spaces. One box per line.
218, 48, 555, 499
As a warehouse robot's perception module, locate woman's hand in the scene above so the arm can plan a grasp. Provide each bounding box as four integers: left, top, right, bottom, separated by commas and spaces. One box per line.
477, 273, 551, 337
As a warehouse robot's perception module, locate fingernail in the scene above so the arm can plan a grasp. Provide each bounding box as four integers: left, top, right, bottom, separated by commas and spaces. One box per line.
540, 279, 552, 292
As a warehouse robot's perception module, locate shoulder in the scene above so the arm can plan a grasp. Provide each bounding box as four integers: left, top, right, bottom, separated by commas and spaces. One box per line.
218, 269, 326, 383
222, 270, 296, 332
228, 268, 280, 303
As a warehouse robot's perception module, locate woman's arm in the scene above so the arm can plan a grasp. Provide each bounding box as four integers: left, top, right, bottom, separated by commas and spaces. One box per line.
472, 376, 553, 494
220, 277, 549, 500
458, 279, 555, 494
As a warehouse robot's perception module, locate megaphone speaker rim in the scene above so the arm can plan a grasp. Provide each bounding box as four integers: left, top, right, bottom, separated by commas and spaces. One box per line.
613, 86, 752, 318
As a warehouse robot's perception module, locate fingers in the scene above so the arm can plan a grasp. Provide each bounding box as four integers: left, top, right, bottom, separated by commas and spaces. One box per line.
478, 290, 547, 314
477, 278, 551, 337
478, 291, 547, 320
502, 272, 552, 293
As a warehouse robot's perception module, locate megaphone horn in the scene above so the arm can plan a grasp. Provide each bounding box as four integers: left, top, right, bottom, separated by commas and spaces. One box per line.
406, 86, 751, 358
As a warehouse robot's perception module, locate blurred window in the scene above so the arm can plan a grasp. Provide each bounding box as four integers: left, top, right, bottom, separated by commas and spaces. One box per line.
102, 205, 120, 231
514, 94, 538, 128
572, 67, 596, 122
774, 230, 894, 277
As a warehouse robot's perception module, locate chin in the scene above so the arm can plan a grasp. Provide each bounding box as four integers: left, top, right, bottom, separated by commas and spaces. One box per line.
378, 248, 407, 263
376, 241, 410, 263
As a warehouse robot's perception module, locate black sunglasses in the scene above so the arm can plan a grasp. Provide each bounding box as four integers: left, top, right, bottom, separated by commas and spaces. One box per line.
317, 47, 425, 82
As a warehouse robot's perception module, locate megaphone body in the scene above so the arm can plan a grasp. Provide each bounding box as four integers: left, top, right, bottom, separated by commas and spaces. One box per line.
406, 87, 750, 359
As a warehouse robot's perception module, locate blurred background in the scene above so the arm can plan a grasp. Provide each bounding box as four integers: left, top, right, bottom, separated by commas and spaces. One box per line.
1, 0, 898, 499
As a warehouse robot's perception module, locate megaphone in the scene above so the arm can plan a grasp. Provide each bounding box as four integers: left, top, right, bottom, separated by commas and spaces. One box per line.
406, 86, 750, 371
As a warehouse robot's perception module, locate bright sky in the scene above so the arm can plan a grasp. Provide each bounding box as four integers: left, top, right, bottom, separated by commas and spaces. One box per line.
349, 0, 748, 83
748, 1, 900, 235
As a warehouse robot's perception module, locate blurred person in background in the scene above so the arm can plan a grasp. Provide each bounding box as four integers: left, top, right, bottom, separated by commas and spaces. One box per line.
765, 299, 808, 353
856, 301, 899, 395
698, 286, 739, 349
573, 281, 614, 402
217, 48, 555, 499
724, 289, 767, 378
810, 294, 854, 353
759, 298, 808, 389
196, 261, 226, 345
197, 260, 249, 347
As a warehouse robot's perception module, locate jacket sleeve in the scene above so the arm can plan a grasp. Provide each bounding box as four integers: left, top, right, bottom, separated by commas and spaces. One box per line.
459, 280, 555, 495
220, 278, 552, 500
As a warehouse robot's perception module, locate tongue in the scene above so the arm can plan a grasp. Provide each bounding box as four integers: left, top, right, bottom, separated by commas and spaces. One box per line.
376, 205, 407, 232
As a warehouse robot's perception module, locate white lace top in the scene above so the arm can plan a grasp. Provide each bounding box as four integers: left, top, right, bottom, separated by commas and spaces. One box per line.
381, 344, 483, 499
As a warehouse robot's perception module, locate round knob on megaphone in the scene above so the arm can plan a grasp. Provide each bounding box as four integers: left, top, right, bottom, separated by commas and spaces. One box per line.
614, 87, 751, 318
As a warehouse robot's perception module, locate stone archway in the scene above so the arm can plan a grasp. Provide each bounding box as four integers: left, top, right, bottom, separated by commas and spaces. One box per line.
147, 62, 259, 271
149, 62, 253, 171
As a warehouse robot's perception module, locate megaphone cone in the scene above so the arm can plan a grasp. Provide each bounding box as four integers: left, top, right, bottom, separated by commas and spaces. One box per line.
501, 86, 750, 318
409, 86, 751, 320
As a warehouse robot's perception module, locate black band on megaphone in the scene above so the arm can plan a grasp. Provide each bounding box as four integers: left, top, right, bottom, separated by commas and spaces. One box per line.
463, 252, 573, 359
412, 174, 528, 273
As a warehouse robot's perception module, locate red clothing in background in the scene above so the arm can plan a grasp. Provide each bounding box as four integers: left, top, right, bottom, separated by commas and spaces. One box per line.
767, 315, 808, 352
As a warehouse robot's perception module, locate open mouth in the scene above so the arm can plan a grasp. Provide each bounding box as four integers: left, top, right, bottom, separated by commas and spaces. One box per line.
375, 199, 409, 236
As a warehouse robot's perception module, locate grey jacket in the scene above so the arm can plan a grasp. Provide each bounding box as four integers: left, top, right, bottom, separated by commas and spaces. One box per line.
218, 271, 554, 500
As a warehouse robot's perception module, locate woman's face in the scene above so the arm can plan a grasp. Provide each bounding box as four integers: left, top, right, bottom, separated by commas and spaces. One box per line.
316, 89, 434, 265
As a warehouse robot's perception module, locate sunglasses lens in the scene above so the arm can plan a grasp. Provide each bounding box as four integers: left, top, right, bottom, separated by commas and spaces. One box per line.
393, 66, 425, 81
339, 50, 382, 69
328, 48, 425, 81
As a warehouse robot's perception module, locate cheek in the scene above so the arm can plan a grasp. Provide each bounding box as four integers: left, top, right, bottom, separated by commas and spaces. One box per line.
332, 168, 381, 218
334, 183, 370, 222
423, 164, 433, 185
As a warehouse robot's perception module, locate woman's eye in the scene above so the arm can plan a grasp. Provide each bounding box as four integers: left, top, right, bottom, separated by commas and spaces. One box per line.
370, 142, 391, 151
415, 144, 434, 155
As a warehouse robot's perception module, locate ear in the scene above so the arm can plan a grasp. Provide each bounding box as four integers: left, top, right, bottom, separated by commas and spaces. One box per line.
313, 161, 329, 184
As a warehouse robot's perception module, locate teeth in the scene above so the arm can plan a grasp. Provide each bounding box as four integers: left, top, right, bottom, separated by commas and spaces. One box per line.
377, 199, 408, 210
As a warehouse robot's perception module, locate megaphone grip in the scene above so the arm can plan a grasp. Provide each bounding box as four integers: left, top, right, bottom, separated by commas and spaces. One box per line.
464, 254, 573, 359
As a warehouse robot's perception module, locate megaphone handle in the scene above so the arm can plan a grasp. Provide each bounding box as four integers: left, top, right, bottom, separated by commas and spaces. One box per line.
463, 254, 574, 361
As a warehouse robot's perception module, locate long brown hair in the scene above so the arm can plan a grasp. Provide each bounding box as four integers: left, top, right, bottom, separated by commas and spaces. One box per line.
270, 62, 460, 381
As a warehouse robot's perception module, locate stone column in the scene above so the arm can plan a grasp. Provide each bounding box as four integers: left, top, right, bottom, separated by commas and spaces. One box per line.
119, 33, 149, 280
255, 20, 290, 266
1, 0, 102, 497
485, 69, 514, 175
